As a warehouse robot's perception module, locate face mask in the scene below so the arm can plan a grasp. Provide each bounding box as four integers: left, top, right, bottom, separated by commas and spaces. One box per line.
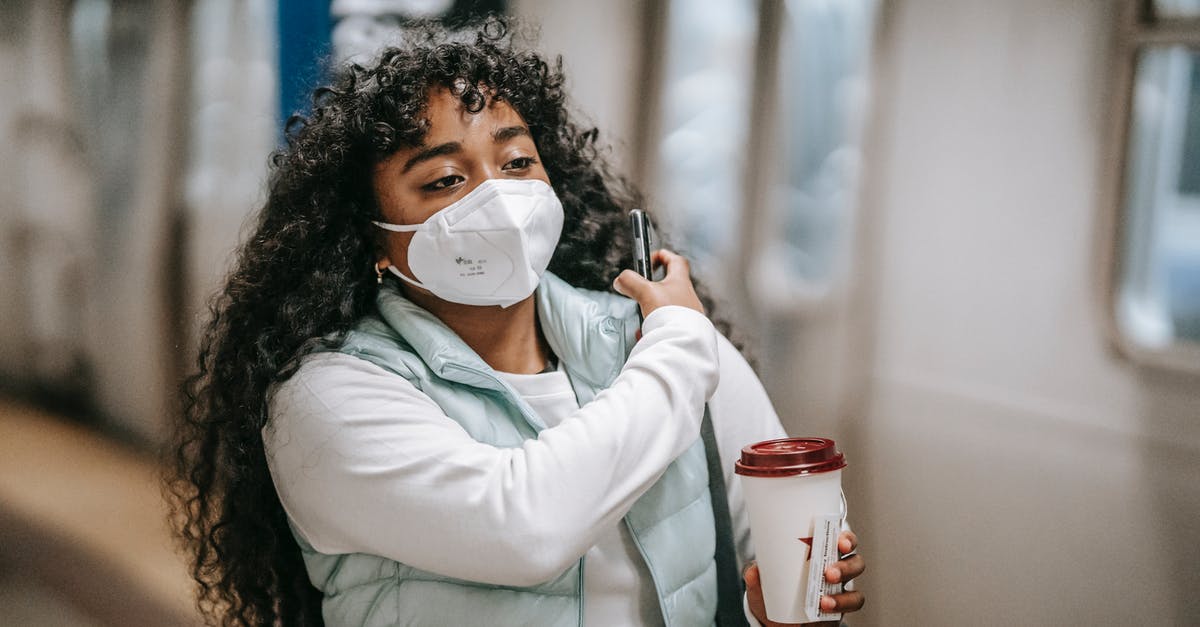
372, 178, 565, 308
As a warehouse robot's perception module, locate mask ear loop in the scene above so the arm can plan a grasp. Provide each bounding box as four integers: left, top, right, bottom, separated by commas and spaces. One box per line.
372, 220, 429, 290
383, 264, 430, 291
372, 220, 421, 232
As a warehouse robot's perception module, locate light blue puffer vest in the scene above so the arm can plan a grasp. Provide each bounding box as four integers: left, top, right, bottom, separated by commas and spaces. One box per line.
291, 272, 718, 626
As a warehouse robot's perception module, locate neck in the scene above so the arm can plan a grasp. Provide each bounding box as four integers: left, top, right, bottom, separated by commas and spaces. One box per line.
405, 289, 551, 374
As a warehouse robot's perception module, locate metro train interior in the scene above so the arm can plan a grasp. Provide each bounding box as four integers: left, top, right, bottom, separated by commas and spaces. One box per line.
1, 1, 1198, 625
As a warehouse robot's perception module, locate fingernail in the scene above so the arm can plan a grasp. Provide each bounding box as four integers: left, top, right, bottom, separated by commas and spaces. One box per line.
821, 596, 836, 611
826, 566, 841, 582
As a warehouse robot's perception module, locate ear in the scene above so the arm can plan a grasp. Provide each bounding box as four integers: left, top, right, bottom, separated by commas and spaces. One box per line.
374, 258, 392, 285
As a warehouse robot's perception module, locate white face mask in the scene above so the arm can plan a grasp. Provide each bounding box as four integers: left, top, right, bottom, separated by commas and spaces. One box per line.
372, 178, 565, 308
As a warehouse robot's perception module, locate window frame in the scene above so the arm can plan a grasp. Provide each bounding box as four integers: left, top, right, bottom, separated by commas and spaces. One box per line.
1102, 0, 1200, 373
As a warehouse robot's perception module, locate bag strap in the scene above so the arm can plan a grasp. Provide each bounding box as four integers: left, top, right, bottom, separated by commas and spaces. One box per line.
702, 406, 750, 627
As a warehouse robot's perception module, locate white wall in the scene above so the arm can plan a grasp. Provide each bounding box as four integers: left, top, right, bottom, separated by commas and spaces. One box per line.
847, 0, 1200, 624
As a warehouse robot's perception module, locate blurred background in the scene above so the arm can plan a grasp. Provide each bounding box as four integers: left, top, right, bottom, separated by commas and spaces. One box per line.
1, 0, 1199, 625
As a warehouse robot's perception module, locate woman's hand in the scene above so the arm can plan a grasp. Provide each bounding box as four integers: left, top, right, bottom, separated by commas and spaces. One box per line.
612, 249, 705, 318
744, 531, 866, 626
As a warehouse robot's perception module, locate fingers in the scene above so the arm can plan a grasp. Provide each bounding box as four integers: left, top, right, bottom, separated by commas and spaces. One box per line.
826, 531, 864, 584
742, 563, 770, 625
615, 249, 705, 316
612, 269, 651, 299
742, 563, 765, 607
838, 530, 858, 556
823, 530, 865, 615
614, 247, 685, 296
750, 560, 864, 623
820, 590, 865, 614
652, 249, 690, 280
824, 553, 865, 584
743, 561, 759, 587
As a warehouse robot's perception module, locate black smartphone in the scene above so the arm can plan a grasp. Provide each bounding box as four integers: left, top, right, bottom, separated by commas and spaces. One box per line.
630, 209, 664, 281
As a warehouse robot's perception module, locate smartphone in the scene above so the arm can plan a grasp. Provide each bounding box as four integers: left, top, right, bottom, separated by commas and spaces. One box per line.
630, 209, 665, 281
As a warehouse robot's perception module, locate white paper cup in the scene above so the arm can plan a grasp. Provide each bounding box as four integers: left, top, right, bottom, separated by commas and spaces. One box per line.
736, 437, 846, 623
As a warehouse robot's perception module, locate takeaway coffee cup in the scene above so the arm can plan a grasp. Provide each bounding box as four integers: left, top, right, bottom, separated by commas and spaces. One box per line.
736, 437, 846, 623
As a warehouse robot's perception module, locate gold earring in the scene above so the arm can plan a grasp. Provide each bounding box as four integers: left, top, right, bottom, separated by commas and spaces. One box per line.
375, 262, 384, 285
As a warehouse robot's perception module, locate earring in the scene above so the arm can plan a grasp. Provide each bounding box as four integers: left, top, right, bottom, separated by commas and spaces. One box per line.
375, 262, 384, 285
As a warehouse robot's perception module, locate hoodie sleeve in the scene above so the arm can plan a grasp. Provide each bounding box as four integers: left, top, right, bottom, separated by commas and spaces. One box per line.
264, 305, 719, 586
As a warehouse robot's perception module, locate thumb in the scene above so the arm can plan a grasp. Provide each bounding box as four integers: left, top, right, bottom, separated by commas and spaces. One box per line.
743, 562, 760, 588
613, 269, 651, 300
743, 563, 770, 625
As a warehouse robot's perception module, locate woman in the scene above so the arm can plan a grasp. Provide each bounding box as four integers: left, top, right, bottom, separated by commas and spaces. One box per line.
168, 18, 864, 627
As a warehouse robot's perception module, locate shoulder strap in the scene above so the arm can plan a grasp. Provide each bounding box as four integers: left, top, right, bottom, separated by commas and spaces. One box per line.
702, 406, 750, 627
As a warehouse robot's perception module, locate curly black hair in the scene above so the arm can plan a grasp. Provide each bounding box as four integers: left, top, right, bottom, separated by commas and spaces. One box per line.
166, 16, 735, 627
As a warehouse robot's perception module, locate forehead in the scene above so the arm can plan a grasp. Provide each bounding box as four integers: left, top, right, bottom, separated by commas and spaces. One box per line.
420, 86, 528, 140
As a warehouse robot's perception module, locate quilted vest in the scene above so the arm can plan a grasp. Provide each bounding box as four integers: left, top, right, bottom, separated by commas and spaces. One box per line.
291, 272, 719, 626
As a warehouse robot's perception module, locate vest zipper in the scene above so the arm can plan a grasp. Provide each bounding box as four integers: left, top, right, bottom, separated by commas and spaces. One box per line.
442, 362, 548, 432
576, 556, 586, 627
622, 517, 672, 627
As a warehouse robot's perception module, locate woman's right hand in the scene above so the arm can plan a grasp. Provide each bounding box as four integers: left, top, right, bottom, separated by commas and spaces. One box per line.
613, 249, 705, 318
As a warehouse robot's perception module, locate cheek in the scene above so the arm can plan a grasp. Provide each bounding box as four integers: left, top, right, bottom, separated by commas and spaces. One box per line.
377, 189, 418, 224
373, 165, 424, 223
381, 232, 415, 268
391, 230, 420, 254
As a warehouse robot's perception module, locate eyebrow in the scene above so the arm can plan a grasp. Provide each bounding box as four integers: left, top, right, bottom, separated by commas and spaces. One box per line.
400, 125, 532, 173
402, 142, 462, 173
493, 125, 530, 143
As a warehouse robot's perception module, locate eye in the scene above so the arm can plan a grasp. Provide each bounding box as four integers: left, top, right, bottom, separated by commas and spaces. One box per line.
503, 156, 538, 172
421, 174, 463, 192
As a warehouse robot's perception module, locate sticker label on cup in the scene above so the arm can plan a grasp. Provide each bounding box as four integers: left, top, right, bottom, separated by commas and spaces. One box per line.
804, 513, 844, 622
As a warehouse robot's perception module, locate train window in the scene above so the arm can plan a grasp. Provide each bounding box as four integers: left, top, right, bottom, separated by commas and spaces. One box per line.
1152, 0, 1200, 19
650, 0, 877, 310
1110, 2, 1200, 370
761, 0, 877, 298
652, 0, 758, 271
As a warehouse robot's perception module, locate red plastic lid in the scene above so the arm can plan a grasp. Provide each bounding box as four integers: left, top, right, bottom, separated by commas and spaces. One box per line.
734, 437, 846, 477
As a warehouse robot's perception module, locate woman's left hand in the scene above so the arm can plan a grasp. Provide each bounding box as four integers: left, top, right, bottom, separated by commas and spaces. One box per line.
743, 530, 866, 626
